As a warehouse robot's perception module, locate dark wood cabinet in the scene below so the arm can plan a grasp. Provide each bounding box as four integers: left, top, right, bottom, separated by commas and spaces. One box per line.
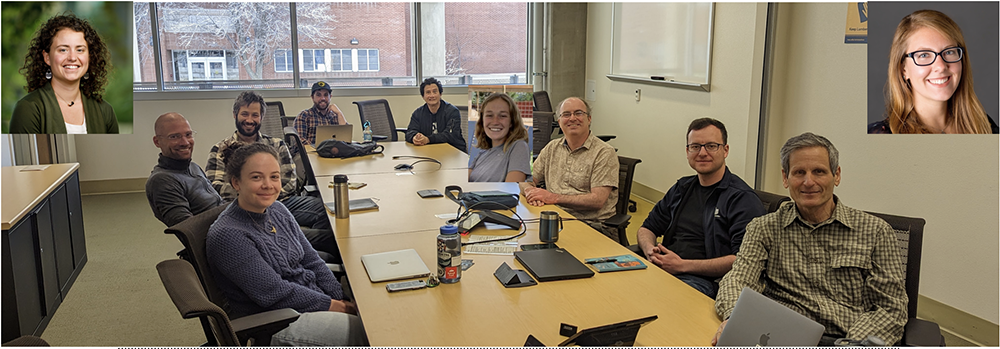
2, 164, 86, 343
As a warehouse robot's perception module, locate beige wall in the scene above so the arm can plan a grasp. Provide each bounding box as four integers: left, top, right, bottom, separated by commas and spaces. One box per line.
763, 3, 998, 324
74, 93, 467, 181
585, 2, 768, 193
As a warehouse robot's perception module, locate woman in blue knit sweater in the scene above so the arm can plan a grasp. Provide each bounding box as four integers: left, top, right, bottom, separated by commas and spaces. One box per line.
206, 143, 367, 346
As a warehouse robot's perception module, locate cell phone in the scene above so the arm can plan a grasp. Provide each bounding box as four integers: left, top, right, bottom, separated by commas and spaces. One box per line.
386, 279, 427, 292
348, 182, 367, 190
520, 243, 559, 251
417, 189, 443, 198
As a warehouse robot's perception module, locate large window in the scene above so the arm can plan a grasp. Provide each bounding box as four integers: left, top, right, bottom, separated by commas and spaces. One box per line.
134, 2, 527, 91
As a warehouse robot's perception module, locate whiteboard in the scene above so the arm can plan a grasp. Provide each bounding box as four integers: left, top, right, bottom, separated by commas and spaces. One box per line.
609, 3, 715, 91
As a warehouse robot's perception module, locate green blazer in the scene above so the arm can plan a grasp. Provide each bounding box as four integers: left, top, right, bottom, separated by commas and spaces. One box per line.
10, 83, 119, 134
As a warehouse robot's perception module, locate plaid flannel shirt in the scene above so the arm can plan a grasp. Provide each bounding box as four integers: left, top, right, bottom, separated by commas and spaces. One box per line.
205, 132, 298, 202
294, 106, 341, 146
716, 198, 908, 344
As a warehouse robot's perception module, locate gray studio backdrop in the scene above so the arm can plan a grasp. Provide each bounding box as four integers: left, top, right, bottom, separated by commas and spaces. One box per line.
867, 2, 999, 127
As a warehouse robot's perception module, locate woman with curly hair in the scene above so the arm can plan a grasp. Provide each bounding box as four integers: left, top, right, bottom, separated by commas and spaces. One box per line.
869, 9, 997, 134
11, 13, 118, 134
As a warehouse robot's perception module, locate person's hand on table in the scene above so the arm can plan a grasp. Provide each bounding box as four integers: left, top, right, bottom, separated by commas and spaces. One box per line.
329, 299, 358, 315
711, 319, 728, 346
648, 245, 688, 274
413, 133, 429, 146
524, 187, 557, 207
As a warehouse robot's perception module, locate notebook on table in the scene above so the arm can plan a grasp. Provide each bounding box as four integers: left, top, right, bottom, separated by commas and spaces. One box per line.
716, 287, 825, 347
360, 249, 431, 282
315, 124, 354, 143
513, 248, 594, 282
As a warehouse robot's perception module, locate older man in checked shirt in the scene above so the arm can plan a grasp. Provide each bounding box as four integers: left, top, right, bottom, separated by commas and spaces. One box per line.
712, 132, 907, 346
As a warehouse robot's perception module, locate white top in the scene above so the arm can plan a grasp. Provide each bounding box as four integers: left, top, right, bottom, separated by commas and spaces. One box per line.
65, 121, 88, 134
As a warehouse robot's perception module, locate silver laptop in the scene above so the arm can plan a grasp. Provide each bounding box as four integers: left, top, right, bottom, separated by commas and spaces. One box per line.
360, 249, 431, 282
716, 287, 825, 347
315, 124, 354, 142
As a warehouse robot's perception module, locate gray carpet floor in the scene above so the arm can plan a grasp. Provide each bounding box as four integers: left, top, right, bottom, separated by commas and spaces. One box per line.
39, 192, 204, 346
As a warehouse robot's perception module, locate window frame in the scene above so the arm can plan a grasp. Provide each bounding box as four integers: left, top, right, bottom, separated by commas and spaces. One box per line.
134, 2, 533, 98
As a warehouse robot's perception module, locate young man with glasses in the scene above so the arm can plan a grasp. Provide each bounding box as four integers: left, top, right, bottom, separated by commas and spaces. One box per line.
520, 97, 620, 242
636, 117, 765, 298
146, 112, 224, 227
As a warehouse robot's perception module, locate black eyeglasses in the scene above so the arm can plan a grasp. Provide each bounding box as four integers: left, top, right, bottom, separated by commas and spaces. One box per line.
686, 143, 724, 153
904, 47, 963, 66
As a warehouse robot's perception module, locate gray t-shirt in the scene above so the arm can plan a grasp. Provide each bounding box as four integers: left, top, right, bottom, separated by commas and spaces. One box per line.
469, 140, 531, 182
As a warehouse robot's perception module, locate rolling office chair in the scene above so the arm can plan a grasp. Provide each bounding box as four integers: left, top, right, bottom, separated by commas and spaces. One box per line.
284, 128, 320, 197
157, 259, 300, 346
261, 101, 286, 140
603, 156, 642, 247
353, 99, 405, 141
753, 189, 791, 214
864, 211, 945, 346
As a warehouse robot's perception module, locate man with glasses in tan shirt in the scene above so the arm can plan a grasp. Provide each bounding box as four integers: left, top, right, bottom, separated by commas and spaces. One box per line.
519, 97, 619, 242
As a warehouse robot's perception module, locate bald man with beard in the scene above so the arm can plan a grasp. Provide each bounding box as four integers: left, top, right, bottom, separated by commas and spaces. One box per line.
146, 112, 223, 227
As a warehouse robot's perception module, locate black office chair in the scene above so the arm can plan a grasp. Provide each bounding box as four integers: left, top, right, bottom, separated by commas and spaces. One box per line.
281, 116, 297, 128
157, 259, 300, 347
2, 335, 50, 346
753, 189, 790, 214
603, 156, 642, 247
353, 99, 405, 141
456, 105, 469, 145
864, 211, 944, 346
533, 90, 553, 113
284, 128, 319, 197
532, 111, 554, 160
262, 101, 286, 140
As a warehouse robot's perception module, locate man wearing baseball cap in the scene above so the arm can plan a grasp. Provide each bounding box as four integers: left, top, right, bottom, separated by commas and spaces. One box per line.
294, 81, 349, 146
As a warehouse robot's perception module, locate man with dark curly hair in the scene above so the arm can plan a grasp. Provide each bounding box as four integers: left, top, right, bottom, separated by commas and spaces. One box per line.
11, 14, 118, 134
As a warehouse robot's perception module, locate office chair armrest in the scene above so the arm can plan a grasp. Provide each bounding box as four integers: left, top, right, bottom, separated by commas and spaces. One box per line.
627, 244, 643, 257
394, 128, 407, 134
232, 308, 300, 345
372, 135, 388, 141
327, 263, 344, 274
901, 318, 945, 346
603, 213, 631, 228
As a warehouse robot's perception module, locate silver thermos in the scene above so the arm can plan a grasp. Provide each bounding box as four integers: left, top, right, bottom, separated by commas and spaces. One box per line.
333, 174, 349, 219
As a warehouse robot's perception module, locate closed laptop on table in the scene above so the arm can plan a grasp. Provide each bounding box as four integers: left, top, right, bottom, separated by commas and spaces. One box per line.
513, 248, 594, 282
360, 249, 431, 282
716, 287, 825, 346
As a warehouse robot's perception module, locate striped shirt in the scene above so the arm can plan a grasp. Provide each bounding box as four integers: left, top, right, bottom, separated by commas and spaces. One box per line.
205, 132, 298, 202
294, 106, 341, 146
716, 198, 907, 344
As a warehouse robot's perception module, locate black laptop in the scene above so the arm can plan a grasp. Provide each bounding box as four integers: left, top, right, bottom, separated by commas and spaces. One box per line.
513, 248, 594, 282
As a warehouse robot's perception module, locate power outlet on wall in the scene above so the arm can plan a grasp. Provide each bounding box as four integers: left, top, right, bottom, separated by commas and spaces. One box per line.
635, 89, 641, 102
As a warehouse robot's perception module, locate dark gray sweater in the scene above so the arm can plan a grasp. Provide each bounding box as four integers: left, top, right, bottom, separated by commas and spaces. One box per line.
207, 201, 343, 319
146, 154, 224, 227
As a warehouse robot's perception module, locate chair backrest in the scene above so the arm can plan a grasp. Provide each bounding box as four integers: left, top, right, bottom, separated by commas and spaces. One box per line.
353, 99, 398, 141
616, 156, 642, 246
164, 205, 230, 314
532, 111, 554, 157
533, 91, 553, 113
157, 259, 241, 346
284, 129, 317, 189
281, 116, 296, 128
865, 211, 924, 318
753, 190, 791, 214
456, 105, 469, 146
261, 101, 286, 140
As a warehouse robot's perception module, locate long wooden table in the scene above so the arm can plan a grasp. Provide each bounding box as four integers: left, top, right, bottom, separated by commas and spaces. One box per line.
309, 141, 721, 346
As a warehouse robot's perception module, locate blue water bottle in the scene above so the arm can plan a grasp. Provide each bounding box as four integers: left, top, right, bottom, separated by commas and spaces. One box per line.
436, 224, 461, 283
363, 121, 373, 143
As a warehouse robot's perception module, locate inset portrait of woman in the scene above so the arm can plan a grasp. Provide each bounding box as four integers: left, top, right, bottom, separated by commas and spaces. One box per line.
9, 13, 118, 134
867, 4, 999, 134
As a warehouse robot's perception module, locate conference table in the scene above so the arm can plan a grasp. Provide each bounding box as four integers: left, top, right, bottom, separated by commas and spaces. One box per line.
307, 141, 721, 346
